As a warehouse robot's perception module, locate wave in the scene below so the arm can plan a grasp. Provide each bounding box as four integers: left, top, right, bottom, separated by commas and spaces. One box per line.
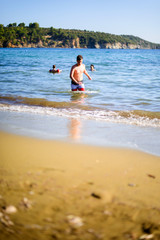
0, 95, 97, 111
0, 95, 160, 128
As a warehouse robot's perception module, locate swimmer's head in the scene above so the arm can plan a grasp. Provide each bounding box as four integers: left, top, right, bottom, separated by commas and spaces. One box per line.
53, 65, 56, 69
90, 64, 95, 71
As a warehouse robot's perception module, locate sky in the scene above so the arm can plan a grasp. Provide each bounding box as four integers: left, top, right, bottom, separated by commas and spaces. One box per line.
0, 0, 160, 44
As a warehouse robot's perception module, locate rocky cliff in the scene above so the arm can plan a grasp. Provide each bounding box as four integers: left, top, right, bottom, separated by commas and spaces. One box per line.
3, 37, 155, 49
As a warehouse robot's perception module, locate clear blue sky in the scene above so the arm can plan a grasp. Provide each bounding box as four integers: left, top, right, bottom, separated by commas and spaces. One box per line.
1, 0, 160, 44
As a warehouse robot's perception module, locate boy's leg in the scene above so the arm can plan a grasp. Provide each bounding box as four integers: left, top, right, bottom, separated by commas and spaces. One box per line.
71, 83, 78, 91
78, 83, 85, 91
79, 88, 85, 91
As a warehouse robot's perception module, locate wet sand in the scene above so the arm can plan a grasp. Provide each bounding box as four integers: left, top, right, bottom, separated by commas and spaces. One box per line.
0, 131, 160, 239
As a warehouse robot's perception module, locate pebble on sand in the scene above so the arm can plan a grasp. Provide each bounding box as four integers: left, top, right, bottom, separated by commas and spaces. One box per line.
5, 205, 17, 214
67, 215, 83, 228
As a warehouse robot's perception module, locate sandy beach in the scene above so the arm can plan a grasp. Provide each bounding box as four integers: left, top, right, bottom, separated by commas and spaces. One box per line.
0, 131, 160, 239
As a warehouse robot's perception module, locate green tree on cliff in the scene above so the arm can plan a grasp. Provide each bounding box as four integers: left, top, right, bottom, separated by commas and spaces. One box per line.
29, 22, 39, 28
18, 23, 25, 27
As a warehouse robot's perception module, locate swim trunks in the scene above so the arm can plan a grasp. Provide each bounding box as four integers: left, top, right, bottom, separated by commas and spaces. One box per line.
71, 81, 85, 91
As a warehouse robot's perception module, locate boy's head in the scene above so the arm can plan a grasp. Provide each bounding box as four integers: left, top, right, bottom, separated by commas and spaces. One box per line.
77, 55, 83, 65
77, 55, 83, 61
53, 65, 56, 69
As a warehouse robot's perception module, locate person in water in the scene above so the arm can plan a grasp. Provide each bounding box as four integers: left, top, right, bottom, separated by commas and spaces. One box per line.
90, 64, 95, 71
70, 55, 92, 91
49, 65, 62, 73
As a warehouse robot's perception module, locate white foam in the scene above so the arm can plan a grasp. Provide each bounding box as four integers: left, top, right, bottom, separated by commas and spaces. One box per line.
69, 90, 99, 94
0, 103, 160, 128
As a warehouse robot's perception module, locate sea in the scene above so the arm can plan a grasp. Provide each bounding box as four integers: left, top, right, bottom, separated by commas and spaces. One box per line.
0, 48, 160, 156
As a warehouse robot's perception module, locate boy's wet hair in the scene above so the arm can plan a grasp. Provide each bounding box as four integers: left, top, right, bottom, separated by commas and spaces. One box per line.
77, 55, 83, 61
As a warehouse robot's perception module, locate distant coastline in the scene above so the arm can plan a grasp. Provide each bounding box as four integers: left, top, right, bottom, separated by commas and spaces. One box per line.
0, 22, 160, 49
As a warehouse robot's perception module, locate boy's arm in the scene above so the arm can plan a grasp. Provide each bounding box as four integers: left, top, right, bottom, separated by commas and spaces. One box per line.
84, 67, 92, 80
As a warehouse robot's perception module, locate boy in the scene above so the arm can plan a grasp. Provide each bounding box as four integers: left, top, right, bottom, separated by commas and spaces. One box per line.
49, 65, 62, 73
70, 55, 92, 91
90, 64, 95, 71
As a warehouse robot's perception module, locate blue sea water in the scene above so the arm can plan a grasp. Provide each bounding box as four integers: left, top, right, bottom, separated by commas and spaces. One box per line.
0, 48, 160, 155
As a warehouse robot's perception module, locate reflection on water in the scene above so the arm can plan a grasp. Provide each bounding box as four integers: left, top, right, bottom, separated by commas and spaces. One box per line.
69, 92, 85, 140
69, 118, 82, 140
70, 92, 86, 104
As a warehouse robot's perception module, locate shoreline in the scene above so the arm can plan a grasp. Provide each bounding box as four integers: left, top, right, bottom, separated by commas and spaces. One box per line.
0, 109, 160, 157
0, 131, 160, 239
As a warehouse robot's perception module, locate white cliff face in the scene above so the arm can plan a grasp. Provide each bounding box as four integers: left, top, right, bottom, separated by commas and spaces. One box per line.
72, 38, 80, 48
91, 41, 142, 49
99, 42, 141, 49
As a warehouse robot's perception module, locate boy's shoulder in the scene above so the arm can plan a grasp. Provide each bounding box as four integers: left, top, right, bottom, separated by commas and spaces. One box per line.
80, 63, 85, 68
82, 64, 85, 69
72, 64, 77, 69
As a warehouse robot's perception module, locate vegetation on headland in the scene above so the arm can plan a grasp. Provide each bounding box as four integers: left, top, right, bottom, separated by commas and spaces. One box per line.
0, 22, 160, 49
